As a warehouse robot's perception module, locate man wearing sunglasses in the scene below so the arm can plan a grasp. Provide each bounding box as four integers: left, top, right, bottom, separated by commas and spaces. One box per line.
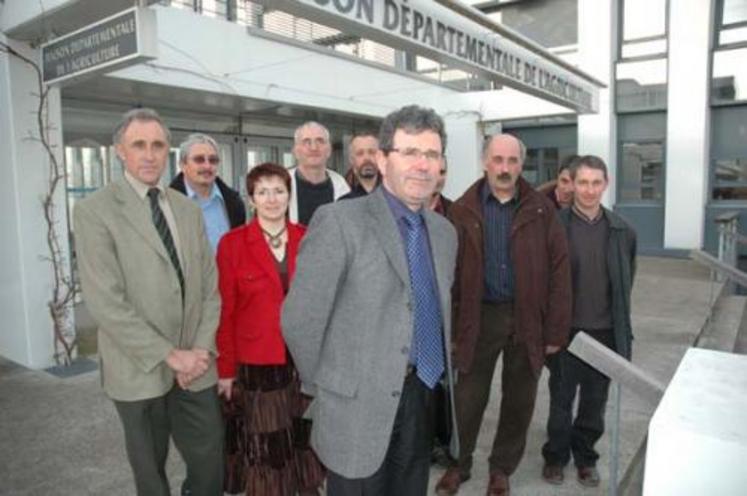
170, 133, 246, 252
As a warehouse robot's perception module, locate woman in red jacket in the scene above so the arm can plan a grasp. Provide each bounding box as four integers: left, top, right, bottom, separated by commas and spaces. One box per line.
216, 162, 324, 496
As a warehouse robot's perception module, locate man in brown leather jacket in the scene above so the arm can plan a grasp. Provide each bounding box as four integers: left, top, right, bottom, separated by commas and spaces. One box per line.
436, 133, 572, 496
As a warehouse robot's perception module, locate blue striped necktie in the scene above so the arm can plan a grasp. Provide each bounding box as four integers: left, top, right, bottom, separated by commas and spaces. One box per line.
403, 211, 444, 389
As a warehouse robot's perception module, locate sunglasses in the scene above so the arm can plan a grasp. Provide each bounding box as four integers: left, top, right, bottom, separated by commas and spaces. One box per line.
190, 154, 220, 165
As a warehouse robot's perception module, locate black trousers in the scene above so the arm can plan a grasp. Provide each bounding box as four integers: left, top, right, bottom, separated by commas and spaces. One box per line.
326, 372, 436, 496
113, 384, 224, 496
542, 328, 615, 468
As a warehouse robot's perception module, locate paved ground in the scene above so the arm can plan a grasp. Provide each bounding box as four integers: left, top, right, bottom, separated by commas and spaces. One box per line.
0, 257, 727, 495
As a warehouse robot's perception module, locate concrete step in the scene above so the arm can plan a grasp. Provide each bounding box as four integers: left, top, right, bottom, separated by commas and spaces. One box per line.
734, 300, 747, 354
697, 295, 747, 352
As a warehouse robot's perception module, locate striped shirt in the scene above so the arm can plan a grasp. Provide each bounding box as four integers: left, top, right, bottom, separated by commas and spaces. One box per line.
481, 181, 517, 302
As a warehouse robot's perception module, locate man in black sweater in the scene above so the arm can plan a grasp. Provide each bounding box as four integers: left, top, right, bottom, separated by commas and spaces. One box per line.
541, 155, 637, 488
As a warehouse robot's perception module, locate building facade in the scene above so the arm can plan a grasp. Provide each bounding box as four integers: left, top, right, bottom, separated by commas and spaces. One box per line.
1, 0, 741, 368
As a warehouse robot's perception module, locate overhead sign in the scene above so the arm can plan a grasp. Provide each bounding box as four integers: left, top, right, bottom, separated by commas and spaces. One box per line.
253, 0, 600, 113
41, 7, 158, 86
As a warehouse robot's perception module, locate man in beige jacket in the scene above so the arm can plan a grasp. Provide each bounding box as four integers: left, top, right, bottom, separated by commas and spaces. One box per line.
74, 108, 222, 496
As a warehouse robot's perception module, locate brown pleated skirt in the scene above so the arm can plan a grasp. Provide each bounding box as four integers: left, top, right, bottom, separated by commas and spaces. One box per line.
222, 360, 325, 495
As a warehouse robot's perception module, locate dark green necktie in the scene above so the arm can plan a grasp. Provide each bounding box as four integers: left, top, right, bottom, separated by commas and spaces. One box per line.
147, 188, 184, 298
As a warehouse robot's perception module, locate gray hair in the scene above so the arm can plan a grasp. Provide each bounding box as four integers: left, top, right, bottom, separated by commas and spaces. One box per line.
294, 121, 330, 143
378, 105, 447, 153
112, 108, 170, 145
178, 133, 219, 163
481, 133, 527, 162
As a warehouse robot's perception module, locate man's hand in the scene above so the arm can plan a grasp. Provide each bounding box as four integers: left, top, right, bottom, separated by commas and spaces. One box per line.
217, 378, 234, 401
545, 345, 562, 355
166, 349, 210, 388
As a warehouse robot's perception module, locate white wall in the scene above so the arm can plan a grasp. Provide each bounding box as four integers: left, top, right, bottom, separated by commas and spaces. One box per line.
105, 6, 458, 119
440, 87, 572, 122
442, 112, 484, 200
577, 0, 618, 206
0, 35, 70, 368
663, 0, 714, 249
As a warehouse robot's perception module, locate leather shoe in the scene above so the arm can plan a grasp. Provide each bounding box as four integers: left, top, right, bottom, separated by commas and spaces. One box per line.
542, 463, 564, 485
486, 471, 510, 496
577, 466, 600, 487
435, 467, 470, 496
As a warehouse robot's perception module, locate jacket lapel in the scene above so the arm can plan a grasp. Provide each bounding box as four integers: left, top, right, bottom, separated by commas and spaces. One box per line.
424, 211, 451, 326
367, 189, 409, 286
166, 188, 190, 275
114, 180, 171, 264
287, 224, 302, 280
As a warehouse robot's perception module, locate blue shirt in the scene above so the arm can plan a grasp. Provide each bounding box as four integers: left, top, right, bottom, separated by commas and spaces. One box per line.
185, 181, 230, 253
482, 181, 517, 302
381, 187, 443, 366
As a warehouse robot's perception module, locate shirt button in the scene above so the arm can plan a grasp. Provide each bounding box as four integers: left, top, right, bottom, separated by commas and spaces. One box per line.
406, 301, 412, 311
401, 346, 410, 355
391, 391, 401, 398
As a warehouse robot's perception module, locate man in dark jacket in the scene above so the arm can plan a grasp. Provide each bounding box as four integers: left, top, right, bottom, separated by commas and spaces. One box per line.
541, 155, 636, 488
429, 159, 453, 217
170, 133, 246, 252
340, 131, 380, 200
537, 154, 579, 210
436, 134, 571, 496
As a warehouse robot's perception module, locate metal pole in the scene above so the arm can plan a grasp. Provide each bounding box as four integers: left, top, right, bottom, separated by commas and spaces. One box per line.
718, 226, 726, 282
608, 381, 621, 496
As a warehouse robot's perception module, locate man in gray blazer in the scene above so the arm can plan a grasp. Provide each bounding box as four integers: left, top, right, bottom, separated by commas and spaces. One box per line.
283, 105, 458, 495
74, 108, 223, 496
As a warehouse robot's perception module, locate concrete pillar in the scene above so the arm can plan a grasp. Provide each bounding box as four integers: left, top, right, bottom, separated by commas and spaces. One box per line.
663, 0, 714, 249
443, 112, 483, 200
577, 0, 618, 206
0, 36, 72, 368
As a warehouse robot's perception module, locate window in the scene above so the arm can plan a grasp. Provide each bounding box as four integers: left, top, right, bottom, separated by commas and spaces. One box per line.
723, 0, 747, 24
619, 142, 665, 202
712, 158, 747, 200
65, 145, 110, 231
717, 0, 747, 46
620, 0, 668, 60
712, 47, 747, 104
616, 59, 668, 112
710, 106, 747, 201
522, 147, 575, 186
617, 0, 668, 111
524, 149, 539, 185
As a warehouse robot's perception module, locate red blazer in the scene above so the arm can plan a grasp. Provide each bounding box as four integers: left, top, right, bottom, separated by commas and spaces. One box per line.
215, 218, 306, 378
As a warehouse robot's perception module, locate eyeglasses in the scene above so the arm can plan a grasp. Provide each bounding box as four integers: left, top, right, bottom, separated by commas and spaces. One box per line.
190, 154, 220, 165
389, 147, 443, 163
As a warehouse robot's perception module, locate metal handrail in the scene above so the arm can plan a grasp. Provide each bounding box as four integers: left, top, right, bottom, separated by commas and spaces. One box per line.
714, 213, 740, 282
567, 332, 666, 496
690, 249, 747, 287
